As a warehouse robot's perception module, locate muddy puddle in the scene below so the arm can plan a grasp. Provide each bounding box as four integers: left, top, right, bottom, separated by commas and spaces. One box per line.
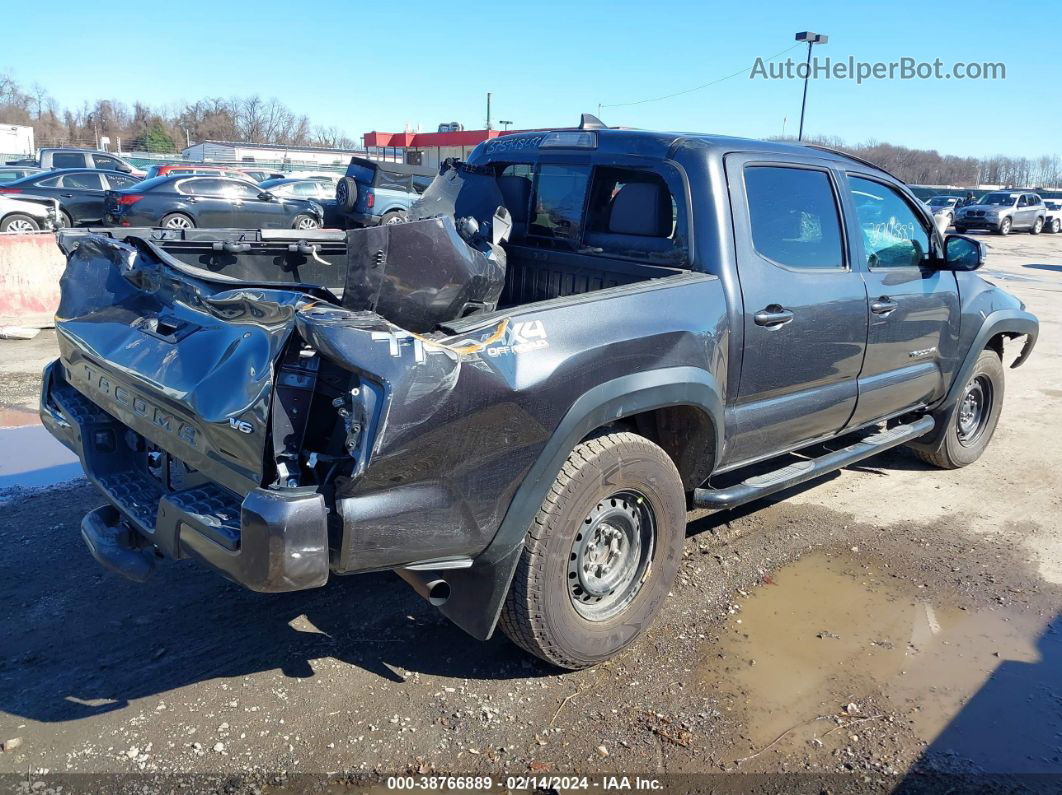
702, 550, 1061, 773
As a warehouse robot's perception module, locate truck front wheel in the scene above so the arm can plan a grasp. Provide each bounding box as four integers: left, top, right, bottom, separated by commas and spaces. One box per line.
911, 348, 1004, 469
499, 432, 686, 669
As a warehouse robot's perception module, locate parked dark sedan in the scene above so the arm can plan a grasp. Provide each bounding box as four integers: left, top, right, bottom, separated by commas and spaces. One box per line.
0, 168, 143, 226
0, 165, 43, 183
104, 175, 324, 230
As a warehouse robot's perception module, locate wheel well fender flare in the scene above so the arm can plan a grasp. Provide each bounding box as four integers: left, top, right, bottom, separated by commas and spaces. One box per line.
428, 367, 724, 641
945, 309, 1038, 408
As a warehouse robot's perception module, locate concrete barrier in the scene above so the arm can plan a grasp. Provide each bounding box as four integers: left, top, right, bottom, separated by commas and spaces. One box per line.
0, 232, 65, 328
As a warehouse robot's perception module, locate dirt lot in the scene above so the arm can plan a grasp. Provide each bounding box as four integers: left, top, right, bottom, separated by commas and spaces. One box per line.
0, 233, 1059, 792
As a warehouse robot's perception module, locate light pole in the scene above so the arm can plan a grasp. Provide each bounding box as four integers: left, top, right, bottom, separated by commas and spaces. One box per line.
499, 120, 513, 131
794, 31, 827, 141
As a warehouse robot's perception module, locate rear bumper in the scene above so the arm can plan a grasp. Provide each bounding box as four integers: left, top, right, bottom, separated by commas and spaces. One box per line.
341, 210, 381, 227
40, 360, 329, 592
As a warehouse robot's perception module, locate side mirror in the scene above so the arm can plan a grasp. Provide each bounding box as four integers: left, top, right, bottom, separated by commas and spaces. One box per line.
117, 163, 132, 173
258, 191, 274, 201
943, 234, 985, 271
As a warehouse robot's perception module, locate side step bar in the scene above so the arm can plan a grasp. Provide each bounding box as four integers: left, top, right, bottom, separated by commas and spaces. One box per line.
692, 415, 935, 511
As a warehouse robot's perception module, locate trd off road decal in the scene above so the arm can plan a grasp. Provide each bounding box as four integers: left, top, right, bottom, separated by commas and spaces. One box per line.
484, 320, 548, 357
370, 319, 550, 364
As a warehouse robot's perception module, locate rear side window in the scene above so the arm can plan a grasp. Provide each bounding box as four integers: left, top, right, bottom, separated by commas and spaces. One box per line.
52, 152, 86, 169
35, 175, 61, 187
60, 172, 103, 190
179, 178, 226, 195
744, 166, 844, 269
529, 164, 590, 243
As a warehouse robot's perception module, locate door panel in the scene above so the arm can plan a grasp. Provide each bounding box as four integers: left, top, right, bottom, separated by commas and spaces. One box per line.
843, 174, 959, 427
57, 173, 105, 223
721, 156, 869, 468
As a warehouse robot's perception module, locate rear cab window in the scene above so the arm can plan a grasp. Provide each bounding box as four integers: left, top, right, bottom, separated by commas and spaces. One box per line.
495, 161, 689, 266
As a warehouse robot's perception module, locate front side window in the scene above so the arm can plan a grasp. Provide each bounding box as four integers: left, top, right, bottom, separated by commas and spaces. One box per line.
92, 155, 122, 171
744, 165, 844, 269
529, 164, 590, 243
290, 181, 318, 197
848, 176, 930, 269
52, 152, 86, 169
60, 172, 103, 190
106, 174, 139, 189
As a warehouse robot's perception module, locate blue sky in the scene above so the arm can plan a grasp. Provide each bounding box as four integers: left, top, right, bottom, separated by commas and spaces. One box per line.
4, 1, 1055, 158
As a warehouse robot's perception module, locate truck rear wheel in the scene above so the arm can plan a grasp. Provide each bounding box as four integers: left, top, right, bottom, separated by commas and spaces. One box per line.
499, 432, 686, 669
910, 348, 1004, 469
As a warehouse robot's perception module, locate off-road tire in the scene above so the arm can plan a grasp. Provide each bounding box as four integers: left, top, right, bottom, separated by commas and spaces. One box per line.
499, 432, 686, 670
911, 348, 1004, 469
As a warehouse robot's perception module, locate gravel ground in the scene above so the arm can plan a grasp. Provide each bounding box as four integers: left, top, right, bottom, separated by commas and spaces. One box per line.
0, 232, 1059, 793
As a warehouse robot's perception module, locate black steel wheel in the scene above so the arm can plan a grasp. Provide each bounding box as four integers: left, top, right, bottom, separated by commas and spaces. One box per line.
499, 431, 686, 669
910, 349, 1004, 469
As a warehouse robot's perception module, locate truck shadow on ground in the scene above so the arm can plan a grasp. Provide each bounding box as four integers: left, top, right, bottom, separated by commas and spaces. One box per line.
898, 614, 1062, 789
0, 486, 548, 724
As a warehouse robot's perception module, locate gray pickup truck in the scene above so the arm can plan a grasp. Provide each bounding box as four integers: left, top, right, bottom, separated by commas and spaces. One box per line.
6, 147, 145, 177
41, 118, 1038, 669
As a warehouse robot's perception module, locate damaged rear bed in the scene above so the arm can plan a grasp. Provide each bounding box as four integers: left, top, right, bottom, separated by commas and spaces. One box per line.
40, 156, 719, 640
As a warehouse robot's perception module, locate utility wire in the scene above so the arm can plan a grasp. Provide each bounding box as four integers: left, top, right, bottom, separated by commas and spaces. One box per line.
600, 43, 802, 108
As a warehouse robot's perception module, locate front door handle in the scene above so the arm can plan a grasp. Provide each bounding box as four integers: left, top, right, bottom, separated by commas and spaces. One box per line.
871, 297, 898, 316
754, 305, 795, 328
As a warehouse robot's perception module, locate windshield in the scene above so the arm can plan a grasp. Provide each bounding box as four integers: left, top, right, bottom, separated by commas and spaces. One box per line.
928, 197, 954, 206
980, 193, 1017, 206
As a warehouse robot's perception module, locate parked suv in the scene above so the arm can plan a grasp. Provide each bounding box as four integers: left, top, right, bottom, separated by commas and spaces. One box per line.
40, 120, 1038, 669
334, 156, 436, 227
954, 191, 1046, 235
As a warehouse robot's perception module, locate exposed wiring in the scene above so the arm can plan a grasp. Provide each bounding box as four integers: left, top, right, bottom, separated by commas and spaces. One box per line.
600, 43, 802, 109
309, 245, 330, 267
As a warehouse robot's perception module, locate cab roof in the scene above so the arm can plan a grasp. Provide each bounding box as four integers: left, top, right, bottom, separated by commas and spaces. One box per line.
470, 123, 890, 177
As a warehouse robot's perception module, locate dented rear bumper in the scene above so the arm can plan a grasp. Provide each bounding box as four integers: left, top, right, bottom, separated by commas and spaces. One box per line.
41, 361, 329, 592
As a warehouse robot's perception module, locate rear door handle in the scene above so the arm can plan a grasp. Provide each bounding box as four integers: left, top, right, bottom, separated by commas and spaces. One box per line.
754, 305, 795, 328
871, 297, 898, 316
